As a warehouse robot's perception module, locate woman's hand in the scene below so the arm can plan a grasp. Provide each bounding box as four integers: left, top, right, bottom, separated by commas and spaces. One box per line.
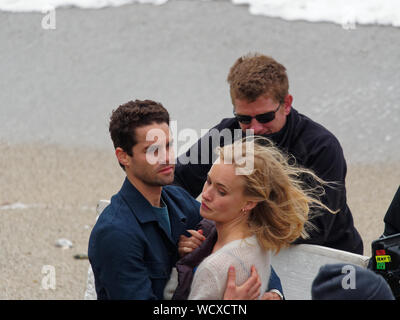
178, 229, 206, 257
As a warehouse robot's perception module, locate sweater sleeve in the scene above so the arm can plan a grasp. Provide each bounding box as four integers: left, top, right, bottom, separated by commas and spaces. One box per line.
188, 265, 224, 300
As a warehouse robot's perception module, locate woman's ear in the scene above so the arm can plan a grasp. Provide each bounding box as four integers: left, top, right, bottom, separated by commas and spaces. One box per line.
243, 200, 259, 212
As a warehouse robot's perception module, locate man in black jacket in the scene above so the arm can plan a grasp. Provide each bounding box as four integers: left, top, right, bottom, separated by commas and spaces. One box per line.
383, 185, 400, 237
174, 53, 363, 255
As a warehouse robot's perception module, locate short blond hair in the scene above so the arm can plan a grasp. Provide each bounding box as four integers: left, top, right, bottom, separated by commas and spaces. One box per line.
227, 53, 289, 104
218, 137, 336, 253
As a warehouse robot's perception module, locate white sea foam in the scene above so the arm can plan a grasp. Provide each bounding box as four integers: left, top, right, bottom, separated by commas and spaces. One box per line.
0, 0, 167, 12
0, 0, 399, 27
233, 0, 400, 27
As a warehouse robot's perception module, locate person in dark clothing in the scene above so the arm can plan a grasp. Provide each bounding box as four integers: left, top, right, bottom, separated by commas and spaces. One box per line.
383, 185, 400, 237
312, 263, 394, 300
88, 100, 202, 299
174, 53, 363, 255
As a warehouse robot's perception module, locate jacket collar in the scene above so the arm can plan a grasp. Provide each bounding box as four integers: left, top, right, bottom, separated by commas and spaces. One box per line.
161, 189, 189, 243
119, 177, 187, 243
119, 177, 159, 224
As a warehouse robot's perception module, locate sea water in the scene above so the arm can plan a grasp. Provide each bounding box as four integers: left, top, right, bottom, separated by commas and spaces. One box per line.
0, 0, 399, 163
1, 0, 400, 27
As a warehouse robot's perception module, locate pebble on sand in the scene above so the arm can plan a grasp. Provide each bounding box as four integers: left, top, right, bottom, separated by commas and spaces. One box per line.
55, 238, 73, 249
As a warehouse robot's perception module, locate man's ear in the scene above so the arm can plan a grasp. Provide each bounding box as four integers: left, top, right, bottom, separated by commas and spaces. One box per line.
283, 94, 293, 115
115, 147, 130, 168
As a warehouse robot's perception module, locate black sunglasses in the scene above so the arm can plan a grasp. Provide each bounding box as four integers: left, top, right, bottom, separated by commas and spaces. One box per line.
234, 103, 282, 125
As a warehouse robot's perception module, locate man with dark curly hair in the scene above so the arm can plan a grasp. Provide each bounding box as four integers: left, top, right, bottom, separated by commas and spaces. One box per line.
174, 53, 363, 257
88, 100, 202, 299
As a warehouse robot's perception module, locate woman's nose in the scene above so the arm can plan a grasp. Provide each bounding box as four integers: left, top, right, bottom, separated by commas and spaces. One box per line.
201, 184, 212, 201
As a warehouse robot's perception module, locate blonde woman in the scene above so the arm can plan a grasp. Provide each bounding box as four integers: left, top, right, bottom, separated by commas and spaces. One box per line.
167, 137, 334, 300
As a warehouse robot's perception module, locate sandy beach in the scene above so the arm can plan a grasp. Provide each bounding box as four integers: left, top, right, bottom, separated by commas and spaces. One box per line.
0, 143, 123, 299
1, 142, 399, 299
1, 0, 399, 299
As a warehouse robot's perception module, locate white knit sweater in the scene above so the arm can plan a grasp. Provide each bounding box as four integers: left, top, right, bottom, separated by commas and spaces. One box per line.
188, 235, 271, 300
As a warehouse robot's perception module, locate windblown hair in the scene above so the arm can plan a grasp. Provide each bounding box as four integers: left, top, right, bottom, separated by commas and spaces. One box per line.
227, 53, 289, 104
109, 99, 169, 169
217, 137, 336, 254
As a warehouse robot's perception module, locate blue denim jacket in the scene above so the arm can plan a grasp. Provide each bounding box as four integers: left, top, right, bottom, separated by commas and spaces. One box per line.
88, 178, 202, 299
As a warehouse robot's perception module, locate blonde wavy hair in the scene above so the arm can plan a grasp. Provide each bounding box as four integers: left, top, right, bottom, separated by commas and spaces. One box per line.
217, 137, 337, 254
